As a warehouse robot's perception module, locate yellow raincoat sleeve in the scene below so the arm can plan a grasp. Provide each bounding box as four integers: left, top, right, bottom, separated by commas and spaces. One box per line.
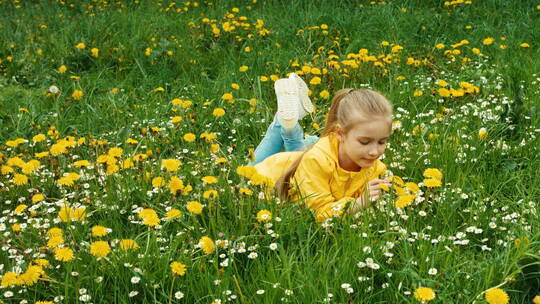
291, 154, 356, 223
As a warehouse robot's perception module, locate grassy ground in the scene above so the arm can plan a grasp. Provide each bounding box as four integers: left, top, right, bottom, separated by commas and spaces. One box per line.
0, 0, 539, 303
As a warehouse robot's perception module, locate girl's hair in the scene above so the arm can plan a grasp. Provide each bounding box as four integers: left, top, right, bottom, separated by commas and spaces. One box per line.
274, 88, 393, 200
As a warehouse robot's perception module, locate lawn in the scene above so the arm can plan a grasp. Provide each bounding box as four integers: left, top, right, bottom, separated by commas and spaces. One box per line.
0, 0, 539, 303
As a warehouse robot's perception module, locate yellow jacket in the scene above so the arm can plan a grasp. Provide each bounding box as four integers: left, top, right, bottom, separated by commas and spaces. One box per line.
254, 132, 386, 222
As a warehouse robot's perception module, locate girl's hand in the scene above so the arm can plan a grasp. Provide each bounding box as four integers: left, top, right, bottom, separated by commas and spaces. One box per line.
367, 178, 391, 202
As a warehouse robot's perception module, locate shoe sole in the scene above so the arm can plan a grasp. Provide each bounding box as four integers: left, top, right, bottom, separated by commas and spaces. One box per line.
289, 73, 314, 113
275, 79, 299, 129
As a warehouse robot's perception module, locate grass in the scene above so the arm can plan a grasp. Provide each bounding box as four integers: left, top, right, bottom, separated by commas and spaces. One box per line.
0, 0, 539, 303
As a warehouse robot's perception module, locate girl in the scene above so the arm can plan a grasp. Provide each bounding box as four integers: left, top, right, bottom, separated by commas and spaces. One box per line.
247, 73, 392, 223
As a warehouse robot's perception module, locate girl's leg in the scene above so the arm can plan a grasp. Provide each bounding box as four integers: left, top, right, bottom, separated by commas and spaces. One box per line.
278, 117, 306, 152
303, 135, 319, 149
248, 115, 284, 166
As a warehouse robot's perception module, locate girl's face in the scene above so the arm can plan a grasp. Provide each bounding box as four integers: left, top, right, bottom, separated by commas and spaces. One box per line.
336, 117, 391, 172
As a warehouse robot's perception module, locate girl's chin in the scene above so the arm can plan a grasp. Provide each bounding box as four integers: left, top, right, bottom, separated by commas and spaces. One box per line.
360, 159, 376, 166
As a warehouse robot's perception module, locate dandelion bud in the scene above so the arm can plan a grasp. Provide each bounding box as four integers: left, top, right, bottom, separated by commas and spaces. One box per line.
478, 127, 488, 139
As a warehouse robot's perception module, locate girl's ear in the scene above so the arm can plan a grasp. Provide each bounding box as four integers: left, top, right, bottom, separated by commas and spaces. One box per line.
335, 124, 344, 142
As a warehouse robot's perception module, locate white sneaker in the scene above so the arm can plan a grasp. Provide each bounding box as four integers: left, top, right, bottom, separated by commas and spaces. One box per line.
289, 73, 313, 119
274, 78, 299, 130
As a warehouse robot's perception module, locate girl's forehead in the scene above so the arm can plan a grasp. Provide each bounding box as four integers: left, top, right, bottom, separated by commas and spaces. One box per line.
348, 118, 392, 137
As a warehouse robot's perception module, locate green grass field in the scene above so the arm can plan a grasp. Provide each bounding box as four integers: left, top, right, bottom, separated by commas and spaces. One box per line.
0, 0, 539, 303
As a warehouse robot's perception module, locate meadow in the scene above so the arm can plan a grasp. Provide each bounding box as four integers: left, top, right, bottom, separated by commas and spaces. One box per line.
0, 0, 539, 303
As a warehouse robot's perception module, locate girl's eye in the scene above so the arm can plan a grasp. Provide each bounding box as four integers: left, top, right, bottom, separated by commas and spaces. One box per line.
359, 141, 370, 145
379, 141, 387, 145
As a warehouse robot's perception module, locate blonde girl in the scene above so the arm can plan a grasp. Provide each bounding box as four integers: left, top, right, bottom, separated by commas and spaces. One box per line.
247, 73, 392, 223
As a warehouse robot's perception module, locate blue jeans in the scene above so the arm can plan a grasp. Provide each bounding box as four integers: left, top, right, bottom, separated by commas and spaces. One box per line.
248, 114, 319, 166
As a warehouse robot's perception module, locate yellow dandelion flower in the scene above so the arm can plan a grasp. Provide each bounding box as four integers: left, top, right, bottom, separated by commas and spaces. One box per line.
71, 90, 83, 100
319, 90, 330, 99
435, 43, 445, 49
90, 241, 111, 258
236, 166, 257, 178
35, 151, 49, 158
198, 236, 215, 254
485, 288, 509, 304
309, 76, 321, 85
202, 176, 218, 184
239, 65, 249, 72
14, 204, 27, 214
152, 177, 165, 188
423, 168, 443, 180
256, 209, 272, 223
239, 187, 253, 195
91, 48, 99, 57
47, 235, 64, 248
532, 295, 540, 304
222, 93, 233, 101
73, 160, 90, 168
203, 189, 218, 199
166, 209, 182, 220
19, 265, 44, 286
162, 159, 181, 172
413, 90, 424, 96
395, 194, 416, 208
91, 225, 109, 237
170, 261, 186, 276
169, 176, 185, 195
436, 79, 448, 87
33, 259, 50, 267
54, 247, 74, 262
483, 37, 494, 45
2, 165, 14, 175
405, 182, 420, 194
32, 194, 45, 203
47, 227, 63, 237
1, 272, 22, 288
12, 223, 21, 232
414, 287, 436, 302
213, 108, 225, 117
75, 43, 86, 49
58, 65, 67, 73
183, 133, 196, 142
119, 239, 139, 251
12, 173, 29, 186
423, 178, 442, 188
186, 201, 203, 215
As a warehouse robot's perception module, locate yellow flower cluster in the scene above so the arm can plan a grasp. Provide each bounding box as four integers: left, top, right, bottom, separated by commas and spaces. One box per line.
1, 265, 45, 288
437, 81, 480, 97
423, 168, 443, 188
